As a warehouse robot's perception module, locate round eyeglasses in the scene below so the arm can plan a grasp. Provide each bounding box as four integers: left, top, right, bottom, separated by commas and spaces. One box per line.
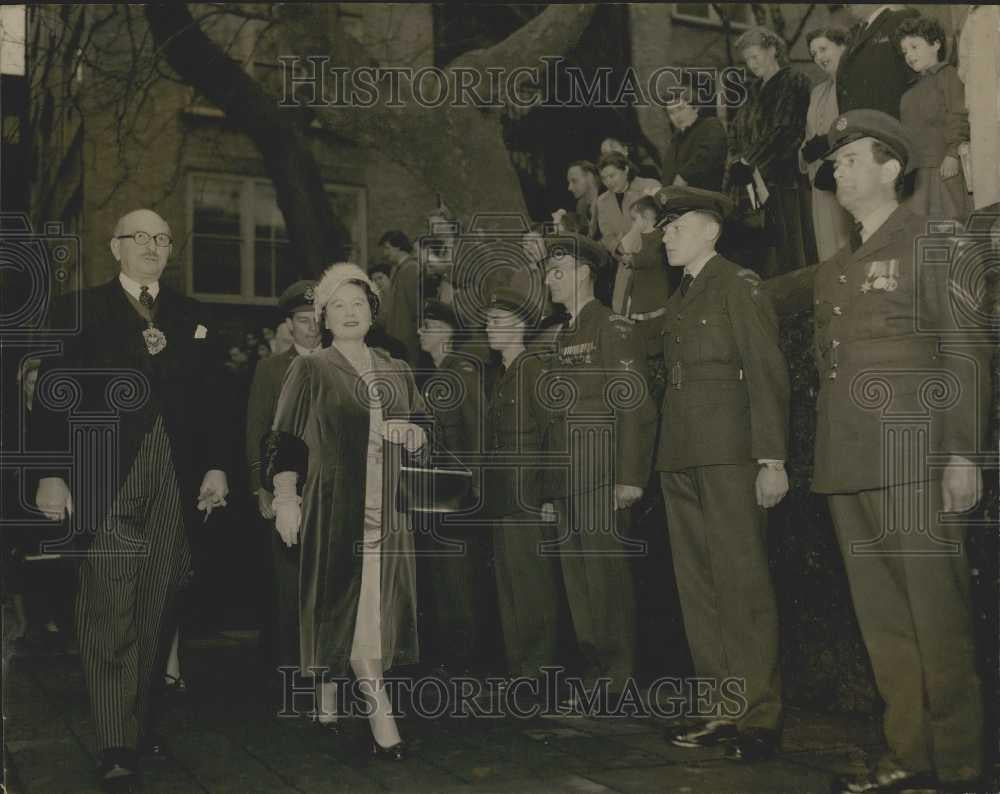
114, 231, 172, 247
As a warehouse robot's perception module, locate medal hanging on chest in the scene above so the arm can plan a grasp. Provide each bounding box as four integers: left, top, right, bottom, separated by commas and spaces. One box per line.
143, 320, 167, 355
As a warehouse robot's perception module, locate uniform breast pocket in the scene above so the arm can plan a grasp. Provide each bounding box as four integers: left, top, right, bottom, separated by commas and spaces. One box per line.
697, 315, 735, 362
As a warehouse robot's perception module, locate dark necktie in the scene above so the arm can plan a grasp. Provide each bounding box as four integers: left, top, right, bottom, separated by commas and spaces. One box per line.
680, 273, 694, 297
849, 222, 864, 253
139, 285, 154, 310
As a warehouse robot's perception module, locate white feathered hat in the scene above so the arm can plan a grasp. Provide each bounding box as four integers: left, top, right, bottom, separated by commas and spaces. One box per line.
313, 262, 375, 324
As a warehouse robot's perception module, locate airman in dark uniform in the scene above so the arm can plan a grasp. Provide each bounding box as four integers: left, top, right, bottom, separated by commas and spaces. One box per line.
653, 186, 790, 762
539, 233, 657, 695
484, 283, 562, 682
415, 299, 488, 674
245, 280, 321, 707
817, 111, 987, 794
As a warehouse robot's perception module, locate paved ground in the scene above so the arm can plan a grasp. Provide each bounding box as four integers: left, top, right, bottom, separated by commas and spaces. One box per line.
4, 631, 996, 794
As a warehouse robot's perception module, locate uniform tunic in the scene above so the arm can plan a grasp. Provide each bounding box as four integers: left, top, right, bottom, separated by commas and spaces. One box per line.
542, 299, 656, 688
656, 254, 789, 731
486, 350, 561, 678
812, 204, 987, 781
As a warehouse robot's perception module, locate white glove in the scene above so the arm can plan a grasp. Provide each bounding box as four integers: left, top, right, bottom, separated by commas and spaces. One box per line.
197, 469, 229, 517
36, 477, 73, 521
272, 471, 301, 547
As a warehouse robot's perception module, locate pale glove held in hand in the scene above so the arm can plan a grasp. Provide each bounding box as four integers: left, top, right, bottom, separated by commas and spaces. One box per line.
272, 471, 301, 547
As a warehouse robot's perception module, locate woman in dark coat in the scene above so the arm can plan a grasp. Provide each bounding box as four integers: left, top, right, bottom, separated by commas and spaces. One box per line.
726, 26, 817, 278
266, 262, 427, 760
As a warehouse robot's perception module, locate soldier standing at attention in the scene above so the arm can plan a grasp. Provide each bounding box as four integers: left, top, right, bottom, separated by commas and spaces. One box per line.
817, 110, 986, 794
654, 186, 790, 763
538, 233, 657, 699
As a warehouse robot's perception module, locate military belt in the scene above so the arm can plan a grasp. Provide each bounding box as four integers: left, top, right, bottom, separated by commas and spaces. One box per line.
630, 307, 667, 322
668, 362, 743, 388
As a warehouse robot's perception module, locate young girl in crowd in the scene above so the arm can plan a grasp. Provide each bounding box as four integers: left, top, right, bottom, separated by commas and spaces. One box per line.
897, 16, 972, 221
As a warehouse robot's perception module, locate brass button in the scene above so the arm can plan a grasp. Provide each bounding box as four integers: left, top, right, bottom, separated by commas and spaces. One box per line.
700, 319, 707, 325
814, 299, 820, 306
829, 371, 837, 380
675, 336, 681, 343
832, 306, 842, 316
832, 339, 840, 348
838, 275, 847, 284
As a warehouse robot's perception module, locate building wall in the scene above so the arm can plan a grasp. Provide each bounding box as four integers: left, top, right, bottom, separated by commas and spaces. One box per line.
30, 3, 438, 307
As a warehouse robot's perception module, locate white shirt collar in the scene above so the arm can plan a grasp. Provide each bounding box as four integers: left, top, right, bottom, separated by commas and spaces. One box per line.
293, 342, 321, 357
684, 250, 716, 280
866, 5, 890, 27
119, 272, 159, 301
856, 202, 898, 242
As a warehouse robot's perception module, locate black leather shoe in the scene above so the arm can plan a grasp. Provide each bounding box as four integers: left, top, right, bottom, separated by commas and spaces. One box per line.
371, 740, 407, 761
97, 748, 138, 792
313, 717, 342, 736
725, 728, 779, 762
831, 768, 939, 793
664, 720, 738, 749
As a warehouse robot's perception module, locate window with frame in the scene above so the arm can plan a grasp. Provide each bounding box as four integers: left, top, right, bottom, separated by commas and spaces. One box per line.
188, 173, 367, 303
673, 3, 754, 30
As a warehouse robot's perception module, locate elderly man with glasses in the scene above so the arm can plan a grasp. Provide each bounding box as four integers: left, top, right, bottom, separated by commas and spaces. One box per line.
31, 208, 230, 791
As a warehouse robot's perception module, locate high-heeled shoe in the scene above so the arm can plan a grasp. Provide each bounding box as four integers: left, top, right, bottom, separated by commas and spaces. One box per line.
371, 740, 407, 761
311, 714, 342, 736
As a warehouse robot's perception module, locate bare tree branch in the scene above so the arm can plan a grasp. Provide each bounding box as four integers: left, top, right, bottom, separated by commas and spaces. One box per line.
145, 1, 351, 276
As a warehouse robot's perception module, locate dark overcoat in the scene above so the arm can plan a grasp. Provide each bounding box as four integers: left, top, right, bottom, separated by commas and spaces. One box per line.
266, 345, 424, 674
30, 278, 227, 548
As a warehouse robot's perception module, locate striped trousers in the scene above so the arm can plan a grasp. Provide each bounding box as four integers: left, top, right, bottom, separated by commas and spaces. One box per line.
75, 415, 190, 751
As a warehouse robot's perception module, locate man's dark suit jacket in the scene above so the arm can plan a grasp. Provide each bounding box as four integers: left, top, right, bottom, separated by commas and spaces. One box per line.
30, 278, 226, 546
836, 7, 920, 119
661, 115, 728, 192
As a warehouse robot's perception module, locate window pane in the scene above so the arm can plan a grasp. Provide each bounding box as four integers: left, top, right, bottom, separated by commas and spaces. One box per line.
254, 239, 293, 297
675, 4, 712, 20
193, 177, 241, 237
193, 237, 241, 294
254, 183, 287, 241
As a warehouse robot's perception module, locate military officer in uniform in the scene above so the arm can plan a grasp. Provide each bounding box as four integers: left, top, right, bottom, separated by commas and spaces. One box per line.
816, 110, 987, 793
484, 283, 562, 684
538, 233, 657, 696
415, 299, 487, 675
245, 280, 322, 709
654, 186, 790, 762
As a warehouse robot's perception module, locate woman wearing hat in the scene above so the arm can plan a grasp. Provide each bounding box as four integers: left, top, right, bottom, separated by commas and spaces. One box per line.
484, 283, 562, 684
263, 263, 426, 760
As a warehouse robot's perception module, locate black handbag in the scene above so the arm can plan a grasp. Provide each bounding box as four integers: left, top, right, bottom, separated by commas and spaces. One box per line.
395, 444, 474, 515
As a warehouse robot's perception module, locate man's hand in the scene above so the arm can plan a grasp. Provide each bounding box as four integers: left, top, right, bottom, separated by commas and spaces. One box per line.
540, 502, 556, 523
755, 466, 788, 509
258, 488, 275, 520
942, 455, 981, 513
384, 419, 427, 453
274, 500, 301, 547
36, 477, 72, 521
197, 469, 229, 517
940, 155, 960, 180
614, 484, 643, 511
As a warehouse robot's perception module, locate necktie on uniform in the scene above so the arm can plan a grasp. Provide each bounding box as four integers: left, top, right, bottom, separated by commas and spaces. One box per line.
680, 273, 694, 297
849, 222, 864, 253
139, 285, 154, 309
